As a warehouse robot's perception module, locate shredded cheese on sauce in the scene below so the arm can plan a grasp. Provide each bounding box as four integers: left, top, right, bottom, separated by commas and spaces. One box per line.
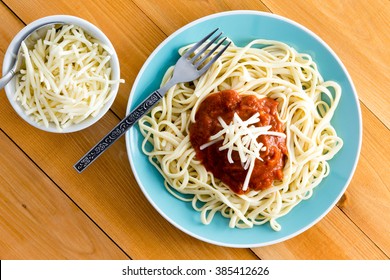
139, 39, 343, 230
15, 24, 124, 131
200, 112, 286, 191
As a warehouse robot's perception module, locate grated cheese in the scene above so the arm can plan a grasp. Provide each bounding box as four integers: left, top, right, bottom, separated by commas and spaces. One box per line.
15, 24, 124, 131
200, 112, 286, 192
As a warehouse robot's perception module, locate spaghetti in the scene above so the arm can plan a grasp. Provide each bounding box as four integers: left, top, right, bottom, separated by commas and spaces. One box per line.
138, 39, 343, 230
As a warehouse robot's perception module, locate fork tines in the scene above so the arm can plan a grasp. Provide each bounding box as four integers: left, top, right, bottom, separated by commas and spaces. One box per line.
184, 28, 231, 72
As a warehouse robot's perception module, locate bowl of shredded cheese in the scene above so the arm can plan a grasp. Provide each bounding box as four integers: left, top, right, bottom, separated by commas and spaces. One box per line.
2, 15, 124, 132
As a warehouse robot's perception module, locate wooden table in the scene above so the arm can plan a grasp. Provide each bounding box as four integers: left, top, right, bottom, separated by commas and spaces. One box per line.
0, 0, 389, 260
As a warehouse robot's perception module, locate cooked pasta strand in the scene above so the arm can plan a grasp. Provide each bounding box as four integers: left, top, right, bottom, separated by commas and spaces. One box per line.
139, 39, 343, 230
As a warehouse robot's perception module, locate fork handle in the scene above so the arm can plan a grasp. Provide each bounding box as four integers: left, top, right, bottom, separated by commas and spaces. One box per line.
74, 88, 165, 173
0, 69, 16, 89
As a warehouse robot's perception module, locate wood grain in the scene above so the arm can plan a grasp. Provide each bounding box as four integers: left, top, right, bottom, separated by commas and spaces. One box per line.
2, 0, 167, 118
132, 0, 270, 35
253, 207, 387, 260
261, 0, 390, 128
0, 92, 258, 259
0, 0, 258, 260
338, 103, 390, 255
116, 0, 390, 259
0, 131, 128, 259
259, 0, 390, 258
0, 0, 389, 260
0, 1, 127, 260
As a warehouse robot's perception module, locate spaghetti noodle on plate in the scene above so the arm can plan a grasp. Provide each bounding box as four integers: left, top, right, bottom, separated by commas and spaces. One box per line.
138, 39, 343, 231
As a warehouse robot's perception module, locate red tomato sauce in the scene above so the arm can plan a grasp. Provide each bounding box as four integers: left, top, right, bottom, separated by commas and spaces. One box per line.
190, 90, 287, 194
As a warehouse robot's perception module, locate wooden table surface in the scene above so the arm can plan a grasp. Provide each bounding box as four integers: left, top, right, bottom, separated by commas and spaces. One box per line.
0, 0, 389, 260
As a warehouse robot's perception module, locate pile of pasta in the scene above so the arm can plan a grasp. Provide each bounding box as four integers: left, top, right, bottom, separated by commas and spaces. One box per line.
139, 39, 343, 230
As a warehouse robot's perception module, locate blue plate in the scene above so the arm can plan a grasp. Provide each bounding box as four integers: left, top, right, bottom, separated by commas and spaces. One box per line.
125, 11, 362, 247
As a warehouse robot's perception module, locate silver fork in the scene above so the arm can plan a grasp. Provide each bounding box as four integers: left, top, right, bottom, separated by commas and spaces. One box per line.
74, 28, 231, 173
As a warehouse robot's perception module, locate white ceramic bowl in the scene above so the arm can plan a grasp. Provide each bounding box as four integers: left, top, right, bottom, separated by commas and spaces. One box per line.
2, 15, 121, 133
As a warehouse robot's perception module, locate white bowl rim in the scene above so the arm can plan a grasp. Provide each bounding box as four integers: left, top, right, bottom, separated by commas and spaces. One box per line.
2, 15, 121, 133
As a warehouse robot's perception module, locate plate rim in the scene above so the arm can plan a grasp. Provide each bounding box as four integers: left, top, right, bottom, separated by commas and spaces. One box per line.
124, 10, 362, 248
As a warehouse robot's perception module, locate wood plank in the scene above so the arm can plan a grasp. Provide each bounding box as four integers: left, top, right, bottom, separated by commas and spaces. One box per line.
0, 2, 127, 259
131, 0, 390, 258
1, 0, 270, 119
337, 103, 390, 255
1, 0, 388, 260
2, 0, 167, 118
261, 0, 390, 128
257, 0, 390, 258
251, 107, 390, 259
131, 0, 270, 35
0, 0, 260, 260
250, 105, 390, 259
0, 1, 24, 55
0, 91, 258, 259
0, 130, 129, 259
253, 206, 387, 260
106, 0, 390, 259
